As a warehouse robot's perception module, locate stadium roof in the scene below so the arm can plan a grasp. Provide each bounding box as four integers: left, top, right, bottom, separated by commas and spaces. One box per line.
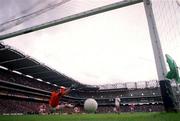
0, 43, 81, 87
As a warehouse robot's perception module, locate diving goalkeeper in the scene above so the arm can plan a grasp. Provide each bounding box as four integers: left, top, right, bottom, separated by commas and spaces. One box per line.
49, 84, 77, 112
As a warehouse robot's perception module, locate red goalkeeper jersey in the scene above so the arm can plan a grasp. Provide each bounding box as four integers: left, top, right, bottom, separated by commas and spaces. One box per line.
49, 88, 65, 108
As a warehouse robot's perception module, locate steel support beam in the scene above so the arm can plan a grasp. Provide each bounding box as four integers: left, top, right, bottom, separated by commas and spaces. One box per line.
40, 76, 60, 79
15, 64, 41, 71
0, 47, 9, 51
0, 57, 26, 64
30, 71, 50, 76
0, 0, 143, 40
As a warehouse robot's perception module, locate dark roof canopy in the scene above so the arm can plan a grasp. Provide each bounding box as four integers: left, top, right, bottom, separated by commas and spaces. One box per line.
0, 43, 82, 87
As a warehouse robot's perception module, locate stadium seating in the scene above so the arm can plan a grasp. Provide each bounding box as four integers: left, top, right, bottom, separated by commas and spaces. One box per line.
1, 51, 180, 114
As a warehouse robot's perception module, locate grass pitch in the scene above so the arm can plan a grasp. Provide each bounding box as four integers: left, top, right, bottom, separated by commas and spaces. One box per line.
0, 112, 180, 121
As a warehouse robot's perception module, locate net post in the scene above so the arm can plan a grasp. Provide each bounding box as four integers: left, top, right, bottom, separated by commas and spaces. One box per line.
143, 0, 167, 80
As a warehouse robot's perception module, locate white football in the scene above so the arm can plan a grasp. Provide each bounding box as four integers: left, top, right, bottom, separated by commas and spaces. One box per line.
84, 98, 98, 113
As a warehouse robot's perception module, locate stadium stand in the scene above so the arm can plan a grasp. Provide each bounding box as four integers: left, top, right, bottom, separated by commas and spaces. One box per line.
0, 43, 81, 87
0, 99, 50, 115
0, 69, 58, 91
1, 43, 180, 114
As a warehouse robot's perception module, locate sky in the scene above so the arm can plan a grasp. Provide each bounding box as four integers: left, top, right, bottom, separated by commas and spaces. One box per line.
0, 0, 179, 85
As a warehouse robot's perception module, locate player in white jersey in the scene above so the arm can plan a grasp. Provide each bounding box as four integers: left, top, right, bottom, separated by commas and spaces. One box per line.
115, 96, 121, 113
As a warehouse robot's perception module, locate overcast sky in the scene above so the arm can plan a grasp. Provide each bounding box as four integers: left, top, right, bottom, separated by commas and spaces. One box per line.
0, 0, 179, 85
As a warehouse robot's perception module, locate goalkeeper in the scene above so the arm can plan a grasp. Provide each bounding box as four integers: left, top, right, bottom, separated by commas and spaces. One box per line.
49, 84, 78, 112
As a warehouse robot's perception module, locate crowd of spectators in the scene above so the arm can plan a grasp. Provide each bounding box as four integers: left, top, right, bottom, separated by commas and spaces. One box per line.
0, 96, 165, 115
95, 104, 164, 113
0, 68, 58, 91
57, 104, 164, 114
72, 88, 161, 99
0, 99, 50, 115
0, 66, 173, 114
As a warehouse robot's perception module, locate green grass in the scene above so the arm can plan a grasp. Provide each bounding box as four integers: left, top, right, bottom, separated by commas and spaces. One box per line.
0, 112, 180, 121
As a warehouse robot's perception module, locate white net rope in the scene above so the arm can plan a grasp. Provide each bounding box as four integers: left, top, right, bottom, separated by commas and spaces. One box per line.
152, 0, 180, 106
152, 0, 180, 69
0, 0, 179, 86
0, 0, 121, 35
